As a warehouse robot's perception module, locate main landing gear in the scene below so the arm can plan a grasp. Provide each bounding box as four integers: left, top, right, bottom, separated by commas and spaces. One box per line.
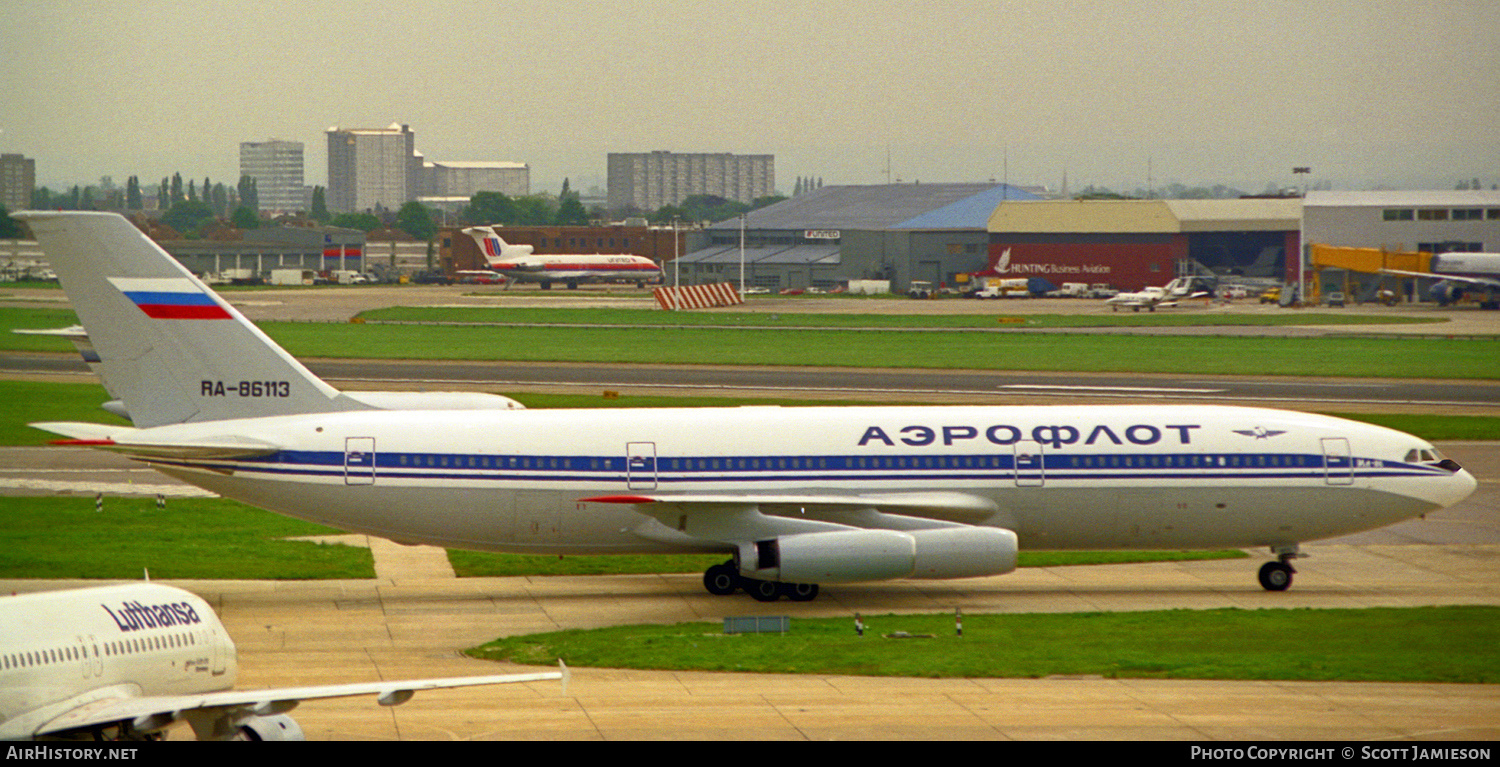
703, 560, 820, 602
1257, 545, 1302, 591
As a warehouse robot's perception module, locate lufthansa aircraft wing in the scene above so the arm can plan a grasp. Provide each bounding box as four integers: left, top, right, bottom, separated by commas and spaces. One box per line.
0, 584, 565, 741
29, 668, 568, 741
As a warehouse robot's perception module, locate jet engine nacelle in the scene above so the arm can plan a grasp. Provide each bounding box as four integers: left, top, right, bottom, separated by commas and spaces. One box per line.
1428, 281, 1463, 306
231, 713, 305, 741
743, 527, 1018, 584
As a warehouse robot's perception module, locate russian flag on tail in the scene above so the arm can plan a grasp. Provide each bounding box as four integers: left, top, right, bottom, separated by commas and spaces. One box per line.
108, 277, 233, 320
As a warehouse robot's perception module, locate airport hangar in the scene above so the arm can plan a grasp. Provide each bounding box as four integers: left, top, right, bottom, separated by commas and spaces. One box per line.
1303, 189, 1500, 300
674, 185, 1308, 294
83, 189, 1496, 294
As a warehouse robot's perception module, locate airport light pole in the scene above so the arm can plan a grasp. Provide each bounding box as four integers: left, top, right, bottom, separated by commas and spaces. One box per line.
672, 216, 680, 311
1294, 166, 1311, 306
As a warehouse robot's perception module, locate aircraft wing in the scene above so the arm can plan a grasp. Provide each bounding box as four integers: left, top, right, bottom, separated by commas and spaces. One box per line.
584, 491, 998, 542
585, 492, 1016, 582
1380, 268, 1500, 289
26, 666, 566, 741
30, 421, 280, 460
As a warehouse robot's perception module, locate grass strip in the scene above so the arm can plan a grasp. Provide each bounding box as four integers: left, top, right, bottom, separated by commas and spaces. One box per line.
269, 322, 1500, 379
0, 496, 372, 579
447, 548, 1246, 578
469, 606, 1499, 683
4, 306, 1495, 379
358, 305, 1447, 329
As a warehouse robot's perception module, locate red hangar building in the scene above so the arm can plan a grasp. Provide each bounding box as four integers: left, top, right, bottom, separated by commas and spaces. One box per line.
984, 198, 1303, 292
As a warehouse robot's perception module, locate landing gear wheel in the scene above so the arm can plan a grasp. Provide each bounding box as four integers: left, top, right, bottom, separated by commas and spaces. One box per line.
780, 582, 820, 602
703, 562, 739, 596
1258, 560, 1294, 591
744, 578, 782, 602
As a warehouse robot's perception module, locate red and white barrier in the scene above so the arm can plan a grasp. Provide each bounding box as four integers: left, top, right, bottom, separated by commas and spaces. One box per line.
653, 283, 745, 310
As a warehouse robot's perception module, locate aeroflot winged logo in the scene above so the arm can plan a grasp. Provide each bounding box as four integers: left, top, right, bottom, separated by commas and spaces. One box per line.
108, 277, 233, 320
1233, 427, 1288, 440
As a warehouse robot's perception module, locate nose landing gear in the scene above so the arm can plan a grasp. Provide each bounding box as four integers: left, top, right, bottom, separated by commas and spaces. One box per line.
1258, 545, 1303, 591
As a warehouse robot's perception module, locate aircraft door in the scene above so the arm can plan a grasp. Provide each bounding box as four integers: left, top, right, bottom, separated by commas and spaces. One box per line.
627, 442, 657, 490
1013, 440, 1044, 486
1321, 437, 1354, 485
76, 636, 91, 679
208, 627, 227, 676
345, 437, 376, 486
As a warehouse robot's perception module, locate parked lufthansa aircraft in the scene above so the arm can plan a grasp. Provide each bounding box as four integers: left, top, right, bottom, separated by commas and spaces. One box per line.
14, 212, 1477, 601
1382, 251, 1500, 309
462, 225, 661, 289
0, 583, 563, 740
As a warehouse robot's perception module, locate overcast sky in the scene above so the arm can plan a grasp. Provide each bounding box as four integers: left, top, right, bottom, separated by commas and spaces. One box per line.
4, 0, 1496, 197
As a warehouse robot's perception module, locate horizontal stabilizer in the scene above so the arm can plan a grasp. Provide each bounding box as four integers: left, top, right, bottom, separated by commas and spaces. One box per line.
30, 421, 280, 460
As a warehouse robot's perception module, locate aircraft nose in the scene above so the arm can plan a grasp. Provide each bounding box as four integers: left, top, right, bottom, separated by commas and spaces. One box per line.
1432, 466, 1479, 510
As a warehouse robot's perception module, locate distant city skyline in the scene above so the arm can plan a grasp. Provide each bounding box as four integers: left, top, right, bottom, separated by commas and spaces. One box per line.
4, 1, 1495, 200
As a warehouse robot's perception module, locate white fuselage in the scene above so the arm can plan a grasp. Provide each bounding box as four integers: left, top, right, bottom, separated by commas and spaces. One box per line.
1430, 252, 1500, 278
0, 584, 236, 740
129, 404, 1474, 556
486, 253, 661, 285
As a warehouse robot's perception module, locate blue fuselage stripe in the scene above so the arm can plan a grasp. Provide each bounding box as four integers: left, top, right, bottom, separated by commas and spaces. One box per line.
155, 448, 1446, 484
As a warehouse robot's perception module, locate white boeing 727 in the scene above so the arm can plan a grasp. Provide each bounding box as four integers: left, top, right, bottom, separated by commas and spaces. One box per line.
0, 583, 563, 741
462, 225, 661, 289
14, 212, 1477, 600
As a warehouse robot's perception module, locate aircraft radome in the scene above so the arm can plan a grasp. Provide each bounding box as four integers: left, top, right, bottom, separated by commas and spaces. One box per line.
0, 583, 563, 740
14, 212, 1478, 601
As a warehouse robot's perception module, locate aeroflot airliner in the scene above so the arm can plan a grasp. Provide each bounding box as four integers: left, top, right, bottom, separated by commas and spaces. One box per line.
462, 225, 661, 289
0, 583, 562, 740
14, 212, 1478, 602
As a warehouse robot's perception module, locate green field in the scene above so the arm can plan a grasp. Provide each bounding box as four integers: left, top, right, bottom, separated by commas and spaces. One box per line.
6, 305, 1496, 378
447, 547, 1247, 578
0, 496, 372, 579
469, 605, 1500, 684
358, 304, 1447, 329
281, 322, 1500, 378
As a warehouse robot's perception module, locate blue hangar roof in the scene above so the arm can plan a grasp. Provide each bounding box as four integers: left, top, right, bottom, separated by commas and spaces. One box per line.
707, 183, 1043, 232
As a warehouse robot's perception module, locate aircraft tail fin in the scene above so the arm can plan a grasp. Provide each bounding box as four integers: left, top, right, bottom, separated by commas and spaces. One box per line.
14, 211, 362, 428
460, 225, 533, 266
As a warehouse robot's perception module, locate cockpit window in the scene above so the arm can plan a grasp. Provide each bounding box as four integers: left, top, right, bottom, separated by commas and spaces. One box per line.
1405, 447, 1462, 473
1404, 448, 1446, 463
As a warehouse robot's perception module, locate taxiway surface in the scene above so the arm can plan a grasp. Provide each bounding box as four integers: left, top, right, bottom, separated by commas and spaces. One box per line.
2, 287, 1495, 740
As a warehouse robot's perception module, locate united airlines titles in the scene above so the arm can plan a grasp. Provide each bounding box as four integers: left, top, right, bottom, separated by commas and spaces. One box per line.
858, 422, 1203, 449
